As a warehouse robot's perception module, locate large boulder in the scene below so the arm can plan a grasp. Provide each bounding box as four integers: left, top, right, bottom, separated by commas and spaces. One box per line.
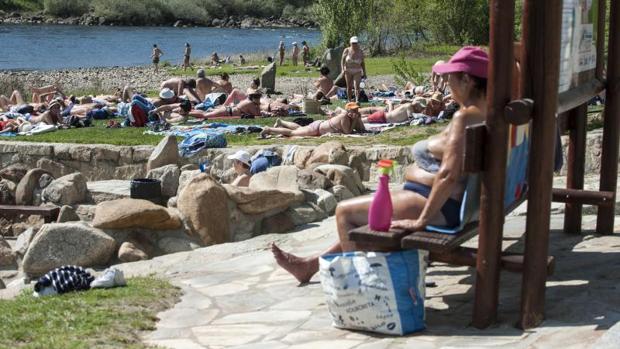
321, 46, 345, 81
22, 223, 116, 276
348, 149, 370, 181
92, 198, 182, 230
36, 158, 73, 179
260, 62, 276, 94
15, 168, 52, 205
41, 173, 88, 205
249, 165, 304, 201
262, 212, 295, 235
177, 174, 230, 245
147, 164, 180, 198
14, 227, 35, 258
118, 241, 149, 262
0, 164, 29, 183
57, 205, 80, 223
224, 185, 302, 215
147, 135, 179, 171
292, 147, 313, 168
330, 184, 355, 202
314, 164, 366, 197
157, 237, 200, 254
0, 179, 16, 205
306, 141, 349, 167
297, 169, 332, 190
305, 189, 338, 215
286, 203, 328, 226
0, 237, 17, 268
177, 170, 200, 195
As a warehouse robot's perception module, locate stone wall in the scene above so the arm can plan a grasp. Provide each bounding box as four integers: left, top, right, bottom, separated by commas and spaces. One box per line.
0, 129, 615, 183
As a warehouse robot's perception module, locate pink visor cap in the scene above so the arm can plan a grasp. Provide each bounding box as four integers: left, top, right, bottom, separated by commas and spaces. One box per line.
432, 46, 489, 79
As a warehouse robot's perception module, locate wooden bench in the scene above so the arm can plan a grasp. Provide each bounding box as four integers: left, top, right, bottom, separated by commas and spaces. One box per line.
0, 205, 60, 223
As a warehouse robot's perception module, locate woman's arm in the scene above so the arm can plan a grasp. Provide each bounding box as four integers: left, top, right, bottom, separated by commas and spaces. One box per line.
393, 113, 466, 230
341, 48, 348, 73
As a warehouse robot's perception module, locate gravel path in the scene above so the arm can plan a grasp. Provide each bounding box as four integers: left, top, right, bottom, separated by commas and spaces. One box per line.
0, 66, 396, 98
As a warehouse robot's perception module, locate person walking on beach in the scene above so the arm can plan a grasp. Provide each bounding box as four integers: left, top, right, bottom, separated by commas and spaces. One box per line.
302, 41, 310, 66
152, 44, 164, 73
182, 43, 192, 71
291, 42, 300, 66
278, 40, 285, 66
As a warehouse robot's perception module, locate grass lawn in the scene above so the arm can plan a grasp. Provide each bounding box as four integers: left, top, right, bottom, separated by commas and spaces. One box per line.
11, 114, 442, 148
0, 276, 181, 349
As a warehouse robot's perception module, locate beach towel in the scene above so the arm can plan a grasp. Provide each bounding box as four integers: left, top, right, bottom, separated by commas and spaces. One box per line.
178, 133, 227, 157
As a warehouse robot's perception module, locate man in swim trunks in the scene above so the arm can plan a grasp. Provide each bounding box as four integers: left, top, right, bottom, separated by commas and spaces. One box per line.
191, 88, 263, 119
152, 44, 164, 73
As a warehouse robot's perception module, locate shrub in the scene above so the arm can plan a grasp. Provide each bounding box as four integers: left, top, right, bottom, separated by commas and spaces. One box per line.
392, 56, 427, 87
43, 0, 89, 17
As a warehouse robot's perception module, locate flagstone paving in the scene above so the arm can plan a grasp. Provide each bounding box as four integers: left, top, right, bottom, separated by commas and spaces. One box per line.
112, 204, 620, 349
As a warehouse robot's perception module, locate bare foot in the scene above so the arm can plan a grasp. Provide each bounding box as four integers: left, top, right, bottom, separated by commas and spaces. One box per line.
273, 118, 283, 127
271, 243, 318, 284
260, 127, 270, 139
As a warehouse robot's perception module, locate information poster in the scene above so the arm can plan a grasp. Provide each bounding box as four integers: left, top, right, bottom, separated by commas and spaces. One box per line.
559, 0, 598, 92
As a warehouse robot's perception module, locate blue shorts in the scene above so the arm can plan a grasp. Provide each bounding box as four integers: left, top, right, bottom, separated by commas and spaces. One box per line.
403, 181, 461, 228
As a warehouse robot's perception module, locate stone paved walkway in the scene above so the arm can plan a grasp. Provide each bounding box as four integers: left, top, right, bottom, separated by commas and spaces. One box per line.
113, 205, 620, 349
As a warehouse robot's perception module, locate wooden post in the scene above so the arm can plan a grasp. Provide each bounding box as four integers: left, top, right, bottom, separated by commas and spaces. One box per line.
564, 103, 587, 234
595, 0, 607, 81
471, 0, 514, 329
519, 0, 563, 329
596, 0, 620, 235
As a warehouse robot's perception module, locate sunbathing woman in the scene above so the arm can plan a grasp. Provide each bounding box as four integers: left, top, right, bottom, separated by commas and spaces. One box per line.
29, 100, 63, 125
153, 99, 192, 124
260, 97, 300, 117
272, 46, 489, 283
212, 73, 233, 95
223, 78, 260, 106
32, 85, 65, 103
341, 36, 366, 102
314, 66, 338, 101
191, 89, 262, 119
260, 102, 365, 138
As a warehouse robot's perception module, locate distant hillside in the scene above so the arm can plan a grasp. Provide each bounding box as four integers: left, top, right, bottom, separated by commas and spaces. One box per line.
0, 0, 315, 27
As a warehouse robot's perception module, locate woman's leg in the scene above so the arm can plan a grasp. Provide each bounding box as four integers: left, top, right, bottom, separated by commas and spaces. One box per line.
344, 71, 354, 102
203, 107, 232, 119
260, 126, 294, 137
324, 86, 339, 98
10, 90, 25, 105
272, 190, 431, 283
0, 95, 9, 111
352, 72, 362, 103
224, 89, 246, 106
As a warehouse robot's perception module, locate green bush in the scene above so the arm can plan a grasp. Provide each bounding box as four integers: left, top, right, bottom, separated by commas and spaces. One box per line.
392, 55, 427, 87
0, 0, 43, 12
43, 0, 89, 17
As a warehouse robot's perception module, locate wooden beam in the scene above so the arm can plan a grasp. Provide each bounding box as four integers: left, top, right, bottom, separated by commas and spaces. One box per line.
557, 79, 605, 114
430, 247, 555, 275
463, 123, 486, 173
472, 0, 514, 329
519, 0, 563, 330
597, 0, 620, 234
563, 104, 588, 234
596, 0, 607, 80
552, 188, 615, 206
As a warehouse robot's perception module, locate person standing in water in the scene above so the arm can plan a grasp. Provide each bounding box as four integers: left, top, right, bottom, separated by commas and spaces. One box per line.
278, 40, 285, 66
182, 43, 192, 71
152, 44, 164, 73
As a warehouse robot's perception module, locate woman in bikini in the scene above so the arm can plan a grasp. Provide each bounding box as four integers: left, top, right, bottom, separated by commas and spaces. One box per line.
271, 46, 489, 283
260, 102, 365, 138
341, 36, 366, 102
191, 89, 262, 119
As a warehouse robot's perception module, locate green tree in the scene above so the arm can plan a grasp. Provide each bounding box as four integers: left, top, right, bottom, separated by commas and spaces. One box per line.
313, 0, 373, 48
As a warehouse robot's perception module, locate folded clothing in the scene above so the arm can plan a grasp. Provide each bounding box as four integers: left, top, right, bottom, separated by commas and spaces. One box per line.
34, 265, 94, 296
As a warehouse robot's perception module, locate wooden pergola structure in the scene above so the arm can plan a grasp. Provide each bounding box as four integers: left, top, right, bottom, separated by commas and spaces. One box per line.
350, 0, 619, 329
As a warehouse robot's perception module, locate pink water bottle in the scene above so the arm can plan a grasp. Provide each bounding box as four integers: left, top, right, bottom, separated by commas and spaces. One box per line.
368, 160, 396, 231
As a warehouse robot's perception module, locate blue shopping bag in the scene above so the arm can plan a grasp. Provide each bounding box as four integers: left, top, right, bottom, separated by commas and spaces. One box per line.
319, 249, 428, 335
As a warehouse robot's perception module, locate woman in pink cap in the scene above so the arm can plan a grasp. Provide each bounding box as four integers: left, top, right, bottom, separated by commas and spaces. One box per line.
271, 47, 490, 284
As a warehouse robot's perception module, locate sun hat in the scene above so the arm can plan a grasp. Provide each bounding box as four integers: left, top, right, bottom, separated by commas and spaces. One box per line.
197, 69, 206, 78
292, 42, 298, 45
432, 46, 489, 79
228, 150, 251, 167
159, 88, 175, 99
345, 102, 360, 110
350, 36, 359, 44
431, 92, 444, 103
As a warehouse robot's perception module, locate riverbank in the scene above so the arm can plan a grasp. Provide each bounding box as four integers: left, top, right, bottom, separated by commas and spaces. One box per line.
0, 65, 397, 98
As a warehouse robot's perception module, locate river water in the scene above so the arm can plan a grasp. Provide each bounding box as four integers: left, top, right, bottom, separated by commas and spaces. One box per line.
0, 24, 320, 70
